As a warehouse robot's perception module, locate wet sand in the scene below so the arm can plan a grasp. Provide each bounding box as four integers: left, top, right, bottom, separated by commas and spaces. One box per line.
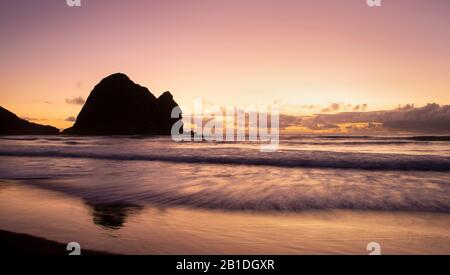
0, 181, 449, 255
0, 229, 110, 255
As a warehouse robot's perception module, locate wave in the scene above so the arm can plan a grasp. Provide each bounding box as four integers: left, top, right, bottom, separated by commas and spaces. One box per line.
1, 148, 450, 171
282, 141, 429, 145
7, 171, 450, 213
321, 135, 372, 139
406, 136, 450, 141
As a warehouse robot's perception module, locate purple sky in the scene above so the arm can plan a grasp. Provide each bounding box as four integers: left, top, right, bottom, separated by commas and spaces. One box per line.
0, 0, 449, 129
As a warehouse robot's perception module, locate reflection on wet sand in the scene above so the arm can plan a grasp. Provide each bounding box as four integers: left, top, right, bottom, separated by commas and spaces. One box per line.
88, 203, 144, 230
1, 181, 450, 254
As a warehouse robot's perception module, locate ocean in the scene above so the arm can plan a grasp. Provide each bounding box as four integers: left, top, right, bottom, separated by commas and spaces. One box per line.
0, 135, 449, 254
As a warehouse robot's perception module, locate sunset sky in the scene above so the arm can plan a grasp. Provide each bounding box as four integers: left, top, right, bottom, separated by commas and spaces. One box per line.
1, 0, 449, 129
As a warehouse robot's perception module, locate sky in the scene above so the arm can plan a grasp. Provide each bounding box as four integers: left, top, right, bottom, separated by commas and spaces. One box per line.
0, 0, 449, 129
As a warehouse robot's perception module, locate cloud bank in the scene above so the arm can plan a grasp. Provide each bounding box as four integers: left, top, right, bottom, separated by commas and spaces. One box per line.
65, 116, 77, 122
281, 103, 450, 133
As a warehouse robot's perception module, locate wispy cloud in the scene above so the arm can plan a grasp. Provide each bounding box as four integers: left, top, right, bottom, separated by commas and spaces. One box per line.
65, 116, 77, 122
352, 104, 368, 111
20, 116, 47, 122
321, 103, 368, 113
321, 103, 342, 113
65, 96, 86, 105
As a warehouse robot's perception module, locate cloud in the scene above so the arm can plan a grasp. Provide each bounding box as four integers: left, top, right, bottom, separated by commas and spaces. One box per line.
352, 104, 368, 111
283, 103, 450, 133
321, 103, 368, 113
381, 103, 450, 132
321, 123, 340, 129
279, 114, 303, 129
298, 116, 342, 131
395, 104, 415, 111
299, 104, 315, 109
65, 116, 77, 122
321, 103, 341, 113
65, 96, 86, 105
21, 116, 47, 122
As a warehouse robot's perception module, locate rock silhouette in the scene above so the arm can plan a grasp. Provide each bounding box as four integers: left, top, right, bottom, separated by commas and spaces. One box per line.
0, 106, 59, 135
63, 73, 182, 135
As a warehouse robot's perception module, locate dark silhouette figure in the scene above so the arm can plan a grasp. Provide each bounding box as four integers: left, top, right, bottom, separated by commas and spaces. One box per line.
63, 73, 182, 135
0, 106, 59, 135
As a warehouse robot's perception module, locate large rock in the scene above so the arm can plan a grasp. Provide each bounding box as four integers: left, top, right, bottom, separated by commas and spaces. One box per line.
63, 73, 182, 135
0, 106, 59, 135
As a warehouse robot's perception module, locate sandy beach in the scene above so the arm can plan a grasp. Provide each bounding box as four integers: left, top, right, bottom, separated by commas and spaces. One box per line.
1, 180, 449, 255
1, 135, 449, 255
0, 229, 110, 255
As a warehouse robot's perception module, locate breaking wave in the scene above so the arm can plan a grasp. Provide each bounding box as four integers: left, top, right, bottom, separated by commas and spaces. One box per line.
0, 147, 449, 171
1, 135, 449, 213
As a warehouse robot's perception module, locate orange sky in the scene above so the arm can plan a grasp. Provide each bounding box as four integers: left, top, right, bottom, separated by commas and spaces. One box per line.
0, 0, 449, 129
